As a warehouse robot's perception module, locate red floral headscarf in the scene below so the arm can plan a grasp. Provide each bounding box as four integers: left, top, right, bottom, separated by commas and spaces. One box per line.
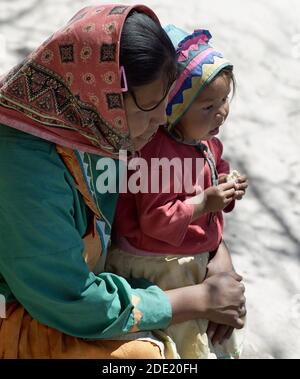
0, 4, 159, 157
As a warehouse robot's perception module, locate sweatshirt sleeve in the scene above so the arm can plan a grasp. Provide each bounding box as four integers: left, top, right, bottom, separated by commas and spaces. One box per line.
0, 125, 171, 339
133, 167, 194, 247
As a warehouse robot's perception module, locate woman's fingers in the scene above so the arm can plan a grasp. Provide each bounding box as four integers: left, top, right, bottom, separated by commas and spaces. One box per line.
221, 311, 245, 329
222, 327, 234, 343
239, 283, 246, 294
238, 304, 247, 318
234, 317, 245, 329
211, 324, 232, 346
207, 321, 218, 341
207, 322, 234, 346
228, 271, 243, 282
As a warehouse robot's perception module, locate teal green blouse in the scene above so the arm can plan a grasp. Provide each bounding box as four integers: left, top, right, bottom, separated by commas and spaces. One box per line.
0, 124, 172, 339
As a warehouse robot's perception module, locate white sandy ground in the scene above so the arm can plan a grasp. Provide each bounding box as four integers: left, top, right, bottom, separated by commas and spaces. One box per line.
0, 0, 300, 359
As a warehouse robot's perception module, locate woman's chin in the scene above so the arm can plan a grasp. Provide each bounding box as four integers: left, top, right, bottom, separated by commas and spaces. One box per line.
132, 138, 149, 151
133, 133, 157, 151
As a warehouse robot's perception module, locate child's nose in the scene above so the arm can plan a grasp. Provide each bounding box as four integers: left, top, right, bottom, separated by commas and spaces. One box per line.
215, 113, 225, 125
216, 103, 228, 119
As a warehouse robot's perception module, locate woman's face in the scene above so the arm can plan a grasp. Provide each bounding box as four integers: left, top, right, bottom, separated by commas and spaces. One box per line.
176, 73, 231, 142
124, 75, 171, 151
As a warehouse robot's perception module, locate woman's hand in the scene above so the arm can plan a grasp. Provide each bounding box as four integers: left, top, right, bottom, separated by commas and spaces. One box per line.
206, 322, 235, 346
165, 271, 246, 329
206, 241, 246, 345
201, 272, 247, 328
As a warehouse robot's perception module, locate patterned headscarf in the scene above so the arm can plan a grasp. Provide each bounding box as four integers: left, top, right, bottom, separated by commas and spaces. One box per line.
0, 4, 159, 157
165, 25, 233, 128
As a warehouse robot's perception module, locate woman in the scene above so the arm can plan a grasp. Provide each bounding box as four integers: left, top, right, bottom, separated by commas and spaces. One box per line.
0, 4, 246, 359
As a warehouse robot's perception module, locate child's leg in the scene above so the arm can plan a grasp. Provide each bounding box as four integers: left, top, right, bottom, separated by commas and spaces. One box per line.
106, 246, 246, 359
106, 247, 215, 358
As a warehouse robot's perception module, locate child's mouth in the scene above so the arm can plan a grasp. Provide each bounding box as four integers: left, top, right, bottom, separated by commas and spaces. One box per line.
209, 127, 220, 136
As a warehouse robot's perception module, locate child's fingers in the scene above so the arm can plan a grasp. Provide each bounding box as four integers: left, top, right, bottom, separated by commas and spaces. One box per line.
234, 181, 248, 189
218, 175, 228, 184
224, 188, 236, 198
234, 184, 248, 194
218, 181, 235, 191
234, 190, 245, 200
240, 183, 248, 189
237, 175, 247, 183
225, 196, 234, 205
238, 180, 248, 187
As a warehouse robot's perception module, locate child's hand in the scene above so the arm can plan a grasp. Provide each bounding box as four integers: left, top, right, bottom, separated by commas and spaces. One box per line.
204, 182, 235, 213
218, 173, 248, 201
233, 175, 248, 201
218, 174, 228, 185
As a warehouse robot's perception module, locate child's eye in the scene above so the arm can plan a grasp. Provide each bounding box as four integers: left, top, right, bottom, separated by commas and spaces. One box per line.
202, 104, 213, 111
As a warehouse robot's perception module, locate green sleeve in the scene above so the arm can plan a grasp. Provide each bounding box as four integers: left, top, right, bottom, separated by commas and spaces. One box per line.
0, 124, 172, 339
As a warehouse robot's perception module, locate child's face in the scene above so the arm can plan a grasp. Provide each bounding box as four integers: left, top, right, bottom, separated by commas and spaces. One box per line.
177, 73, 231, 141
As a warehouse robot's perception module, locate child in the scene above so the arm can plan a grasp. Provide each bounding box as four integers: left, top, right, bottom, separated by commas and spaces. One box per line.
106, 26, 248, 359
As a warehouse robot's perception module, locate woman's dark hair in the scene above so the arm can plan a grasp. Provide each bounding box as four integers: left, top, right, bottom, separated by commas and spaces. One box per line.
120, 11, 178, 92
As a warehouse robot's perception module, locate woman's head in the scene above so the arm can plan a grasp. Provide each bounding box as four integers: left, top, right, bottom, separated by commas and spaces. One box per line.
120, 12, 177, 151
0, 5, 177, 156
166, 26, 234, 142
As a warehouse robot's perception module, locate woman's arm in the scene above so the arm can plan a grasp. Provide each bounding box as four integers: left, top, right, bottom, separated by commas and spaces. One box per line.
165, 271, 246, 329
0, 128, 171, 339
205, 240, 246, 344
